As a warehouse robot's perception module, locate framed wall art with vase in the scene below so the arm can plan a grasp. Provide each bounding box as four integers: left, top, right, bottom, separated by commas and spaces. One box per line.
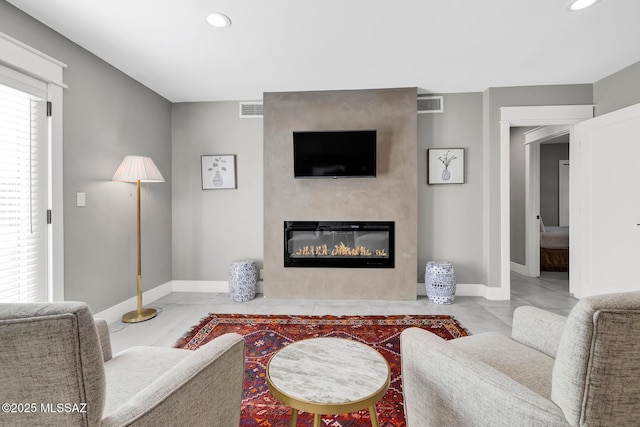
427, 148, 465, 184
201, 154, 237, 189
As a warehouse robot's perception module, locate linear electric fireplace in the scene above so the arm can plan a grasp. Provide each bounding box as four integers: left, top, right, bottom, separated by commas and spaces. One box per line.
284, 221, 394, 268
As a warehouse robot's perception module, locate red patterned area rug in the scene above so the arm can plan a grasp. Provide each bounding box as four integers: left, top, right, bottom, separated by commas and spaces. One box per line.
175, 314, 468, 427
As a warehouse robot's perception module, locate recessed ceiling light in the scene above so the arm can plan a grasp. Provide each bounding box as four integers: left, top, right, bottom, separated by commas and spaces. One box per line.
568, 0, 600, 11
206, 12, 231, 28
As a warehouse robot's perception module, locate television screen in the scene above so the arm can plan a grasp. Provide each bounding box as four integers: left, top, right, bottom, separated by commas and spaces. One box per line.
293, 130, 377, 178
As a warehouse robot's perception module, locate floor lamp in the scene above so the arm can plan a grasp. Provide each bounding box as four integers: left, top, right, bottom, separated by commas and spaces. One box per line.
112, 155, 165, 323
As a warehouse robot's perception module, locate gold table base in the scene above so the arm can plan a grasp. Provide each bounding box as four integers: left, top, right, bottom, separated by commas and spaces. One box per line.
289, 404, 379, 427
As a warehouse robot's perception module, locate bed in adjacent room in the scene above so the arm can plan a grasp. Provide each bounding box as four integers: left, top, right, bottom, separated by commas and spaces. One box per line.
540, 220, 569, 272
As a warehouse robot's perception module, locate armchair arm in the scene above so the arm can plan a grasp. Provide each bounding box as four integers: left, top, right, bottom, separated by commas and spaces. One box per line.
400, 328, 567, 427
94, 318, 113, 362
511, 306, 567, 358
101, 333, 245, 427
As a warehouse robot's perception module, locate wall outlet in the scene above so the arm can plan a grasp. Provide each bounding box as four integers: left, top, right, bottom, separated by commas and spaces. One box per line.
259, 269, 264, 279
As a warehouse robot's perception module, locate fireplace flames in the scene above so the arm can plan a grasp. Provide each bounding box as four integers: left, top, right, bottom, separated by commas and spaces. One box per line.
293, 242, 387, 257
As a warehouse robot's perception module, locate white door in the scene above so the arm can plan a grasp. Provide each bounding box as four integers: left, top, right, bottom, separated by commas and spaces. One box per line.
573, 102, 640, 298
558, 160, 569, 226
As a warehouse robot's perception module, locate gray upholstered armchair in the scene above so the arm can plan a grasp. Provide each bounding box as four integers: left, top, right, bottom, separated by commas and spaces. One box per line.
0, 301, 245, 426
401, 291, 640, 427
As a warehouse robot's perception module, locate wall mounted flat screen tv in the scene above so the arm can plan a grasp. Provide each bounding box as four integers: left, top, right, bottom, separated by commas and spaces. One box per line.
293, 130, 377, 178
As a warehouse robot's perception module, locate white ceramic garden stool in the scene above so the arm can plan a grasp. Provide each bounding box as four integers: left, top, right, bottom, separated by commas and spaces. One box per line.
228, 259, 257, 302
425, 261, 456, 304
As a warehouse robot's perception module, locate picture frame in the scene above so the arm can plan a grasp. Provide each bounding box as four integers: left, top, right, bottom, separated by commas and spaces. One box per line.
427, 148, 465, 184
201, 154, 237, 189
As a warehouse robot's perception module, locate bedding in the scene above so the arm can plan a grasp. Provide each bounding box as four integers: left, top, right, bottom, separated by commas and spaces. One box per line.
540, 226, 569, 249
540, 226, 569, 272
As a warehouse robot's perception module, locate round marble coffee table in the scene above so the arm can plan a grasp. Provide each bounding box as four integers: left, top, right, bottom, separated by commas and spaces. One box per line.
266, 337, 390, 427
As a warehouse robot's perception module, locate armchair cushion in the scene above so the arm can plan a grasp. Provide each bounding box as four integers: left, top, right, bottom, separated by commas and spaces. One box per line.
450, 332, 555, 399
103, 347, 190, 415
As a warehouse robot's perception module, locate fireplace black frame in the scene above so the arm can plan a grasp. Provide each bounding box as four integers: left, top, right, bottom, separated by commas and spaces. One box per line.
284, 221, 395, 268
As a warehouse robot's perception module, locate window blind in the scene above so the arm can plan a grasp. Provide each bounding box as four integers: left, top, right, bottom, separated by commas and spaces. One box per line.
0, 83, 48, 302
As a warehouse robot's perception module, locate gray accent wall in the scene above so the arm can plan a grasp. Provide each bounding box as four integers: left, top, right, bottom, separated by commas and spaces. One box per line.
418, 93, 483, 284
171, 102, 263, 279
0, 2, 172, 313
263, 88, 418, 299
594, 60, 640, 116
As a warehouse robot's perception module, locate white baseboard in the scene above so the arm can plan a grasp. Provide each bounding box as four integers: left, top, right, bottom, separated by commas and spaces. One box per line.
418, 282, 509, 300
485, 285, 511, 300
171, 280, 226, 292
94, 281, 173, 325
174, 280, 495, 299
456, 283, 492, 297
172, 280, 265, 294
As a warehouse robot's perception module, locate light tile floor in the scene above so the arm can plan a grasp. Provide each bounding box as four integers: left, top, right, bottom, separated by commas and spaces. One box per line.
108, 271, 576, 354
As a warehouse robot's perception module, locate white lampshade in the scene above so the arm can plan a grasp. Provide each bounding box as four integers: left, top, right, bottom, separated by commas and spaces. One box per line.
112, 155, 165, 182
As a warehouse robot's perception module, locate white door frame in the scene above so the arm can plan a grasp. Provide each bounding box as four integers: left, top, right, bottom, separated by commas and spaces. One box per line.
524, 138, 541, 277
500, 105, 593, 296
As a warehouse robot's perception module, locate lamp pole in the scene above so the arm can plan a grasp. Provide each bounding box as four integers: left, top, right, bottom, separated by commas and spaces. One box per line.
122, 179, 157, 323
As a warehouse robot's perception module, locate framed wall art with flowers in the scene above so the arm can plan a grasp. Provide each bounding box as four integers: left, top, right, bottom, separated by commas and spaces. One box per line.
427, 148, 465, 184
201, 154, 237, 189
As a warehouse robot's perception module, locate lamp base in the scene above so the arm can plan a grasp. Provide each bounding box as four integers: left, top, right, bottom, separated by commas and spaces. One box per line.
122, 307, 157, 323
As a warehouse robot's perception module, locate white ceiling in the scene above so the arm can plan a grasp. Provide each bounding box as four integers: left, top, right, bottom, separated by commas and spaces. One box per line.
7, 0, 640, 103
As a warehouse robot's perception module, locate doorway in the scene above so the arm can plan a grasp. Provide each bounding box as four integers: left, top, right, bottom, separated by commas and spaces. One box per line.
499, 105, 594, 299
523, 127, 570, 277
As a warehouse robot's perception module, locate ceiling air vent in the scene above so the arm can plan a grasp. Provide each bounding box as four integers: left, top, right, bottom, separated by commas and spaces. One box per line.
417, 95, 444, 114
239, 101, 263, 118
